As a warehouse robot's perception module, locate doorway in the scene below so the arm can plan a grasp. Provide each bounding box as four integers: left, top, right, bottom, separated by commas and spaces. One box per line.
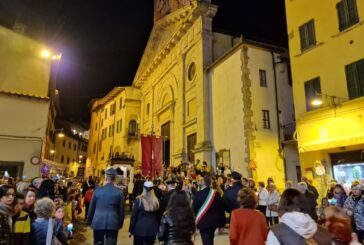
0, 162, 24, 178
187, 133, 197, 162
161, 122, 171, 167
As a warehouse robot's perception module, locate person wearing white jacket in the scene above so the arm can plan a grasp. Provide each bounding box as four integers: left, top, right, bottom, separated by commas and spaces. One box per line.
267, 188, 332, 245
266, 183, 280, 226
257, 181, 268, 216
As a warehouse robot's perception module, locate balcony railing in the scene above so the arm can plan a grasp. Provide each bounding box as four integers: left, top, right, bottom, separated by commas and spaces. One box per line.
282, 122, 296, 142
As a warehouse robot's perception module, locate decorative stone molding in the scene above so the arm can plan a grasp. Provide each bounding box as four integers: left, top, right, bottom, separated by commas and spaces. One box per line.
240, 46, 256, 176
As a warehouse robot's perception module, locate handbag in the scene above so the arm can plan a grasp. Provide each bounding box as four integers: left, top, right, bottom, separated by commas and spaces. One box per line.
46, 218, 63, 245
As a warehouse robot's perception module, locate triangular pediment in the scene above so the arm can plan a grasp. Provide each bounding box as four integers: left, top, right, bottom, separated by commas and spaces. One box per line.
133, 3, 197, 87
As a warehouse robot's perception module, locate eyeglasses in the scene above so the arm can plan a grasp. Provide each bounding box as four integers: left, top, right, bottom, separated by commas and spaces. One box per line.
5, 193, 16, 198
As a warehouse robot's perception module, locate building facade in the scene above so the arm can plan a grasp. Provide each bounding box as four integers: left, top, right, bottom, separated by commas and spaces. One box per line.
0, 24, 59, 179
209, 39, 297, 185
285, 0, 364, 191
128, 0, 298, 187
87, 87, 141, 177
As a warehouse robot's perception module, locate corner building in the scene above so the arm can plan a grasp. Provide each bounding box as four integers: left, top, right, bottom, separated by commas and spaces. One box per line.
285, 0, 364, 191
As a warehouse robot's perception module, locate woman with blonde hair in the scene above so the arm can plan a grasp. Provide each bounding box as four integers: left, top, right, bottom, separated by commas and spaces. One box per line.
129, 181, 160, 245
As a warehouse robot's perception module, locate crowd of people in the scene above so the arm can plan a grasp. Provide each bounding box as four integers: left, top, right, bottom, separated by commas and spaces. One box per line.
0, 160, 363, 245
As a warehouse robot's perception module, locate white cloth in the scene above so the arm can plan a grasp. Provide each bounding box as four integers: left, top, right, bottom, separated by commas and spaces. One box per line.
258, 188, 268, 206
266, 211, 317, 245
266, 190, 280, 217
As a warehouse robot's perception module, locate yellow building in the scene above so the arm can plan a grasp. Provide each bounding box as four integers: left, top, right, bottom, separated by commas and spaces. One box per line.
285, 0, 364, 190
0, 24, 60, 179
87, 87, 141, 177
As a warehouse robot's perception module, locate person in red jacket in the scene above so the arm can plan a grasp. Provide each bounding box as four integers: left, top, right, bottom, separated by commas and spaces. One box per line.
229, 188, 268, 245
84, 185, 95, 222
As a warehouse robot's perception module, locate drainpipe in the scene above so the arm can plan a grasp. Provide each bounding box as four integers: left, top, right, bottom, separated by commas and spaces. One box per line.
270, 51, 288, 181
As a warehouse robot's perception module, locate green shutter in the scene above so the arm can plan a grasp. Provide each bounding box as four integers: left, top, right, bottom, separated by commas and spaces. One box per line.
347, 0, 359, 25
307, 20, 316, 46
299, 25, 307, 51
356, 59, 364, 97
345, 63, 360, 99
337, 1, 347, 31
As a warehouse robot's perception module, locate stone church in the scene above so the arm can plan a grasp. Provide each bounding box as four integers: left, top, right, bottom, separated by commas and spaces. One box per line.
89, 0, 299, 187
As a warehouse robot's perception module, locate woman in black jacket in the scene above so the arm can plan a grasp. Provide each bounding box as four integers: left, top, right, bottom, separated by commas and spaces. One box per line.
0, 185, 16, 245
129, 181, 160, 245
158, 190, 196, 245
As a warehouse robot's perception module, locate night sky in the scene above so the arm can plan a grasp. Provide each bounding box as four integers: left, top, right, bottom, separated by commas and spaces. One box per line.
0, 0, 287, 125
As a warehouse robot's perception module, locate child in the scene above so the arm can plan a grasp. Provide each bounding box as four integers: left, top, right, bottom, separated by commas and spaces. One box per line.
12, 193, 31, 245
55, 205, 65, 220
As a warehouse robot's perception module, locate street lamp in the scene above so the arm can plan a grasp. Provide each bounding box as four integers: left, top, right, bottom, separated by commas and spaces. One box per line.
55, 128, 65, 138
310, 93, 341, 108
40, 49, 50, 59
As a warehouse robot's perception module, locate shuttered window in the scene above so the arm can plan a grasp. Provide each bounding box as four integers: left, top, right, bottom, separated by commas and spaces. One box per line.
299, 19, 316, 51
304, 77, 321, 111
337, 0, 359, 31
345, 58, 364, 100
262, 110, 271, 129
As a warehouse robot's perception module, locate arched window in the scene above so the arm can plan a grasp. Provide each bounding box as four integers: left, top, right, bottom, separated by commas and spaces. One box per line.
128, 120, 138, 137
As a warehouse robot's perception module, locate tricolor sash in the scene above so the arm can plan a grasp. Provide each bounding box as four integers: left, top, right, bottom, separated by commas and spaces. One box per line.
196, 189, 217, 224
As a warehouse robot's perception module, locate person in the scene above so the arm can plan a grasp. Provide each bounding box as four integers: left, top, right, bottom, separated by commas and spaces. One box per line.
83, 184, 95, 222
37, 173, 55, 200
266, 183, 280, 226
87, 168, 125, 245
318, 197, 329, 224
81, 176, 94, 197
222, 171, 243, 214
241, 178, 249, 188
54, 205, 65, 221
229, 188, 267, 245
30, 197, 67, 245
248, 178, 257, 191
129, 181, 160, 245
343, 182, 364, 243
0, 185, 16, 245
324, 206, 362, 245
64, 192, 74, 226
267, 188, 332, 245
152, 179, 163, 201
285, 180, 293, 189
297, 182, 318, 221
333, 184, 347, 208
132, 174, 145, 204
12, 193, 31, 245
160, 179, 177, 215
193, 176, 225, 245
302, 177, 319, 201
267, 177, 274, 189
158, 190, 196, 245
23, 187, 37, 222
257, 181, 268, 216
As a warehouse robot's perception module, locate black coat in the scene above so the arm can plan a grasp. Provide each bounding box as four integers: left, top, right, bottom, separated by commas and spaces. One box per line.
301, 190, 318, 221
132, 180, 145, 200
222, 182, 244, 213
192, 187, 225, 230
37, 179, 55, 199
129, 199, 159, 237
160, 189, 176, 215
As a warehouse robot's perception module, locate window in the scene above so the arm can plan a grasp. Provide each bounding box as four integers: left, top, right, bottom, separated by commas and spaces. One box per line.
337, 0, 359, 31
116, 119, 122, 133
146, 103, 150, 115
74, 144, 76, 151
62, 140, 65, 147
304, 77, 321, 111
119, 98, 123, 110
345, 58, 364, 99
101, 119, 103, 127
67, 157, 70, 164
259, 69, 267, 87
110, 103, 116, 116
93, 142, 96, 154
105, 108, 108, 119
262, 110, 271, 129
98, 141, 102, 152
68, 142, 71, 149
61, 155, 64, 163
95, 123, 98, 131
109, 124, 114, 137
299, 19, 316, 51
128, 120, 138, 137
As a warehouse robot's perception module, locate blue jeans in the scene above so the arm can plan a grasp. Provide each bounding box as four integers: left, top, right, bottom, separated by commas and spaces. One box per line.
93, 230, 118, 245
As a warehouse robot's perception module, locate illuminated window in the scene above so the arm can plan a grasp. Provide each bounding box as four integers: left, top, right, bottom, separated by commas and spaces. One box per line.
304, 77, 321, 111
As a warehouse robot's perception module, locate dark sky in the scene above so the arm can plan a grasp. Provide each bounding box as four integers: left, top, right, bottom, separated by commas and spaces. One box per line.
0, 0, 287, 125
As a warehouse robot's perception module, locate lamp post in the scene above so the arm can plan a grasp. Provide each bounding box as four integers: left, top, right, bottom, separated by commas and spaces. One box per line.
310, 92, 345, 108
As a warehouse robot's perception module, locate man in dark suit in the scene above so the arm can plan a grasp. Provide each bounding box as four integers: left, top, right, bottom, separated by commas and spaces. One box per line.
193, 176, 225, 245
87, 168, 125, 245
222, 171, 244, 214
159, 179, 177, 215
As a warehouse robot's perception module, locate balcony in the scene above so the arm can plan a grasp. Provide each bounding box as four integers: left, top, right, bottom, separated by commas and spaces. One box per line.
108, 152, 135, 166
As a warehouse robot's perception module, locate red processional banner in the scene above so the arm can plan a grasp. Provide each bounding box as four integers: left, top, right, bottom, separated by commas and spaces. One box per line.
141, 135, 152, 176
141, 135, 164, 179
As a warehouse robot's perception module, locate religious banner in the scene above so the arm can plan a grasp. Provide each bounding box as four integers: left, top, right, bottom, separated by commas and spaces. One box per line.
152, 136, 163, 178
141, 135, 153, 176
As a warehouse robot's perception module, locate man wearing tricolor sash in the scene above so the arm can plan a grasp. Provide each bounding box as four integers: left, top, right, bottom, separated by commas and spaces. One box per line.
193, 175, 226, 245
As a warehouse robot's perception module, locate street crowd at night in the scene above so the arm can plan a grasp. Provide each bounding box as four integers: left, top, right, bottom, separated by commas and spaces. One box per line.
0, 160, 363, 245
